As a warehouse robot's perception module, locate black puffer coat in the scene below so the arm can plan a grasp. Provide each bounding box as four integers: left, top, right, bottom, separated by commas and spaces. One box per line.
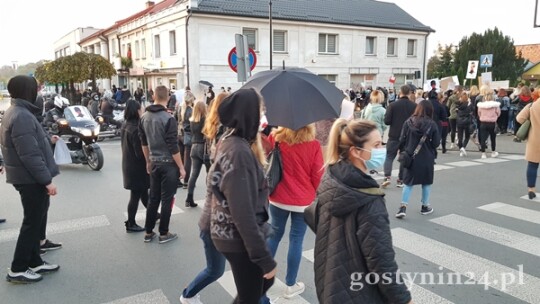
399, 117, 440, 186
314, 160, 411, 304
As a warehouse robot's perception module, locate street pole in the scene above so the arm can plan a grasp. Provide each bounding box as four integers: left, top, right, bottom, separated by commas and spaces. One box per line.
269, 0, 273, 70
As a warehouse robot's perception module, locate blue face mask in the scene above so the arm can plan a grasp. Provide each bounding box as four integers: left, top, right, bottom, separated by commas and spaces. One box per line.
359, 147, 387, 170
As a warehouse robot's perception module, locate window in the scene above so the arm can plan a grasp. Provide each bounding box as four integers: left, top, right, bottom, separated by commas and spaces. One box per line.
387, 38, 397, 56
169, 30, 177, 55
407, 39, 417, 56
318, 34, 337, 54
141, 39, 146, 59
318, 74, 337, 84
154, 35, 161, 58
134, 41, 140, 59
243, 28, 257, 50
273, 30, 287, 52
366, 36, 376, 55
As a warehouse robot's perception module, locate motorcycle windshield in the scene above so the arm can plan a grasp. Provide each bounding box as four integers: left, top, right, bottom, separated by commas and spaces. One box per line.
65, 106, 94, 122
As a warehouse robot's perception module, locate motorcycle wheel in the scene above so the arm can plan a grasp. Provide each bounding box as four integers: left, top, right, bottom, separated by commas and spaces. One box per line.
85, 144, 104, 171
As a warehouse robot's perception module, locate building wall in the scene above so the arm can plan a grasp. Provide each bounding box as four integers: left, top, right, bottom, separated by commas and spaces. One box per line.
54, 27, 101, 59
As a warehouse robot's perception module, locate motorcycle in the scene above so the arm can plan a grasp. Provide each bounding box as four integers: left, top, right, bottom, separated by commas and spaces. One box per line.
95, 106, 124, 141
52, 106, 104, 171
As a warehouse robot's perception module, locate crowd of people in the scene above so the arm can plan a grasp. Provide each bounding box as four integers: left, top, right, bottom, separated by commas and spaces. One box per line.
1, 73, 539, 304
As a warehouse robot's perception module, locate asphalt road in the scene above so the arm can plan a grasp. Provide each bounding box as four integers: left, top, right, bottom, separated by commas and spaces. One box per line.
0, 124, 539, 304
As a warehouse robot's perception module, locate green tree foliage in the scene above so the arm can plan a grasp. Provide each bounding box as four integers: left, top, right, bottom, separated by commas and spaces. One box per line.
427, 27, 527, 86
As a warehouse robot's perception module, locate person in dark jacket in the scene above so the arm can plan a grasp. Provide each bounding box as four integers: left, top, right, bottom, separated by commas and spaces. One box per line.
0, 152, 5, 223
311, 118, 411, 304
210, 88, 276, 303
428, 90, 448, 150
382, 84, 417, 188
174, 91, 195, 189
456, 92, 474, 157
139, 85, 186, 244
121, 99, 149, 232
184, 101, 209, 208
395, 100, 440, 219
0, 75, 60, 283
512, 86, 534, 141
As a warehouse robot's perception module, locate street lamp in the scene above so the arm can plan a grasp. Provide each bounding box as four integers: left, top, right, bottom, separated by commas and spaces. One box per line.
269, 0, 273, 70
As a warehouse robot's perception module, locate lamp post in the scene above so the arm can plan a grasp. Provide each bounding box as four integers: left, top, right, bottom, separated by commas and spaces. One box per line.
269, 0, 273, 70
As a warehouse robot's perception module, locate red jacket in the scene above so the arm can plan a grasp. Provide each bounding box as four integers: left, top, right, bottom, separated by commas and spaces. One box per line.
269, 135, 324, 206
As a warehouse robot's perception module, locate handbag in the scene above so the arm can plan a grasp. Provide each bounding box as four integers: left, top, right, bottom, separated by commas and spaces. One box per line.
398, 126, 431, 169
265, 142, 283, 194
516, 119, 531, 141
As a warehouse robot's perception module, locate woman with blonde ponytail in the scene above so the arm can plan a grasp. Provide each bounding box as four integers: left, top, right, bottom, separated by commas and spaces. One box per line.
312, 118, 412, 304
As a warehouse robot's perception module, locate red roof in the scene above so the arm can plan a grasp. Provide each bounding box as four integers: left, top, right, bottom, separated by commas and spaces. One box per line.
516, 44, 540, 64
79, 0, 178, 44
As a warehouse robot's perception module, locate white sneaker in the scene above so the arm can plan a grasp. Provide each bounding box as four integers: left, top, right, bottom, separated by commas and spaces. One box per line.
459, 147, 467, 157
491, 151, 499, 158
180, 294, 203, 304
284, 282, 306, 299
481, 153, 487, 159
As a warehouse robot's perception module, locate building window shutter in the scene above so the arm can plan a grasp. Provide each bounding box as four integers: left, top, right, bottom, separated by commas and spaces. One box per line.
327, 35, 336, 53
318, 34, 326, 53
243, 28, 257, 50
273, 31, 286, 52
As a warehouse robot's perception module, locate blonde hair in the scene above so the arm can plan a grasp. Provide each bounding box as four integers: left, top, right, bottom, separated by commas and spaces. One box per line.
272, 124, 316, 145
470, 85, 480, 96
181, 91, 196, 122
203, 92, 229, 140
415, 90, 424, 99
190, 101, 207, 123
370, 90, 384, 104
326, 118, 378, 165
252, 133, 267, 166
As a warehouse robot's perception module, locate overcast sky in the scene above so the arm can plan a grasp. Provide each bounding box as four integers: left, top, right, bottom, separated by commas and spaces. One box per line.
1, 0, 539, 67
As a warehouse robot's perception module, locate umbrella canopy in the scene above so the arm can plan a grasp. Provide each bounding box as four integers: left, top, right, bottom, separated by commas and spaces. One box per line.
199, 80, 213, 87
241, 67, 343, 130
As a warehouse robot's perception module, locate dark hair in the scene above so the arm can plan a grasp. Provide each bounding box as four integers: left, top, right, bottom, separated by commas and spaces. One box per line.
400, 85, 411, 96
124, 99, 141, 121
413, 99, 433, 119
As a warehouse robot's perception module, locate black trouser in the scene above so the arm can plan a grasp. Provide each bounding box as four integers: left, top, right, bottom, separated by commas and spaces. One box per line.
383, 139, 403, 180
127, 189, 149, 225
441, 125, 449, 152
178, 135, 192, 184
11, 184, 48, 272
188, 143, 211, 195
145, 163, 179, 235
497, 110, 508, 133
479, 122, 496, 152
457, 124, 471, 149
222, 251, 274, 304
449, 118, 457, 143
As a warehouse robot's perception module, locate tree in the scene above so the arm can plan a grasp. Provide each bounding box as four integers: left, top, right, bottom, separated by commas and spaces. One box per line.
427, 44, 456, 79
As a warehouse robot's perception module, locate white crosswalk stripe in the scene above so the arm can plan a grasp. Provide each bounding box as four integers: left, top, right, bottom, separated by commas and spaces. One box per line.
124, 205, 184, 222
101, 289, 170, 304
0, 215, 110, 243
392, 228, 540, 303
478, 202, 540, 225
431, 214, 540, 257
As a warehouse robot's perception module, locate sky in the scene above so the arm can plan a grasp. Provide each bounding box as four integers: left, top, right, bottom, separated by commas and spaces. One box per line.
1, 0, 539, 67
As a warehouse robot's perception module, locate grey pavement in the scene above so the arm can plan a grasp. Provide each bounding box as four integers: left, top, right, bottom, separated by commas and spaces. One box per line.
0, 128, 539, 304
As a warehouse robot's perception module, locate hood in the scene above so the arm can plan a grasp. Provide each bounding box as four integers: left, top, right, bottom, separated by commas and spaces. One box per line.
406, 116, 433, 134
8, 75, 38, 105
371, 103, 384, 113
476, 101, 500, 109
145, 104, 167, 113
325, 160, 383, 217
11, 98, 41, 114
218, 88, 260, 143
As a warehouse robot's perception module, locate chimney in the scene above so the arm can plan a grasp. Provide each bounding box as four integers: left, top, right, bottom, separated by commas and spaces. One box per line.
145, 1, 155, 8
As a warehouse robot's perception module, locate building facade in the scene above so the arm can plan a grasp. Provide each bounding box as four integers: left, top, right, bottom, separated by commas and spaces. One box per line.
53, 27, 101, 59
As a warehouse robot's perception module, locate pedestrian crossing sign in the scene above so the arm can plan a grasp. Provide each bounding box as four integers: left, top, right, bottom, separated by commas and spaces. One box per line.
480, 54, 493, 68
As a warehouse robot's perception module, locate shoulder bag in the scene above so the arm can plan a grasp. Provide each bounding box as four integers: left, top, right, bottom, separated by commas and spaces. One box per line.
516, 104, 533, 141
398, 126, 431, 169
265, 142, 283, 194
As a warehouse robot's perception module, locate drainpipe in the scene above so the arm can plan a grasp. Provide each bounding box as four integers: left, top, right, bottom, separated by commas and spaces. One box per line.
185, 8, 193, 88
422, 32, 430, 86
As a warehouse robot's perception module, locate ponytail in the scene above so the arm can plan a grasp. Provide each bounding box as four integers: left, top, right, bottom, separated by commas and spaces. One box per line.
326, 119, 348, 165
326, 118, 378, 166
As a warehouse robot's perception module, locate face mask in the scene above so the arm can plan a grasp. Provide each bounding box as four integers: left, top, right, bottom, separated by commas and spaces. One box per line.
358, 147, 386, 170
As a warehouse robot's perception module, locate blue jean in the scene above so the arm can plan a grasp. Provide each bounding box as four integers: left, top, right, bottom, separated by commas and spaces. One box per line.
266, 204, 308, 286
182, 230, 226, 298
401, 184, 432, 206
527, 162, 539, 188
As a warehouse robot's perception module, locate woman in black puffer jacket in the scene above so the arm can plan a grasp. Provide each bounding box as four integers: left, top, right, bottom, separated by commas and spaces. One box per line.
310, 118, 411, 304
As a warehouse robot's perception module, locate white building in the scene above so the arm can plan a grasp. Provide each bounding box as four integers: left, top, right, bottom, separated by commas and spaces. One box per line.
53, 27, 101, 59
73, 0, 434, 96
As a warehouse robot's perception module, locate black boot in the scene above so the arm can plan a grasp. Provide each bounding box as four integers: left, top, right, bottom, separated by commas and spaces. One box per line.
185, 194, 198, 208
125, 221, 145, 233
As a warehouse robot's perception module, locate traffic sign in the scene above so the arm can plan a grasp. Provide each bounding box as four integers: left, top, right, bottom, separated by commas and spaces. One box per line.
228, 47, 257, 73
480, 54, 493, 68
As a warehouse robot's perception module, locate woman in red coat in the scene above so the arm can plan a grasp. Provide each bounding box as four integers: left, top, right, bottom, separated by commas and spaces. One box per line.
266, 124, 324, 299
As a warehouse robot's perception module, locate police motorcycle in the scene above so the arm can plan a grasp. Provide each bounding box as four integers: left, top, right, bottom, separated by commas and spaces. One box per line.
94, 95, 124, 141
46, 96, 104, 171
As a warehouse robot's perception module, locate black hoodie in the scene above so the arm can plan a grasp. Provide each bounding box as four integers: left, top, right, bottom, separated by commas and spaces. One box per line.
139, 104, 179, 162
218, 88, 260, 143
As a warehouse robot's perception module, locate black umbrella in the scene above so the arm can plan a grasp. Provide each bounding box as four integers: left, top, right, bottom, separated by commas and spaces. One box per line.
199, 80, 213, 87
241, 67, 343, 130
